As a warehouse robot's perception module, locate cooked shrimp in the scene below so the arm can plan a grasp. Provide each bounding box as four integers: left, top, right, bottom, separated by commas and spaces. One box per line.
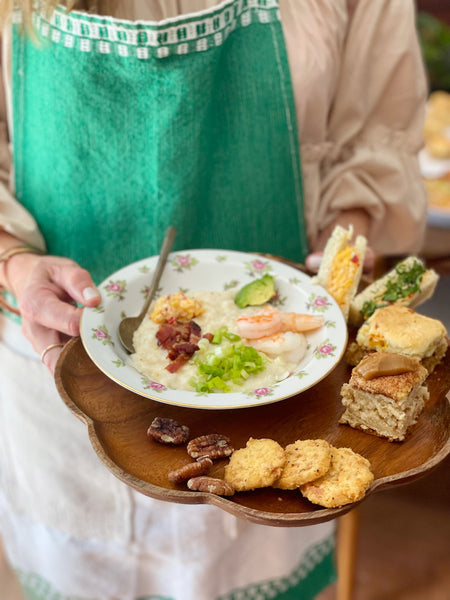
235, 306, 282, 339
279, 312, 324, 333
249, 331, 307, 365
236, 306, 324, 340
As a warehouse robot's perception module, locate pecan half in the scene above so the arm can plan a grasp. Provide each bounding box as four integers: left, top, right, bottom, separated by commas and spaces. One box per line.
187, 433, 234, 460
147, 417, 190, 445
168, 457, 213, 484
187, 476, 235, 496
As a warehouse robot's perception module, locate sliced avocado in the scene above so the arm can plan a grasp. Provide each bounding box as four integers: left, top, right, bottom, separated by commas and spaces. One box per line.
234, 274, 275, 308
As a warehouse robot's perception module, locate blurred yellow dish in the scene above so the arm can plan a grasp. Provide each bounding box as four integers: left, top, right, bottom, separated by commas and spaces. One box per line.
424, 173, 450, 210
426, 134, 450, 159
424, 91, 450, 159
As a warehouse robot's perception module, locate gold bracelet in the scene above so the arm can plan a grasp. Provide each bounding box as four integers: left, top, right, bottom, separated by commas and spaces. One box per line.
0, 291, 21, 316
0, 244, 45, 264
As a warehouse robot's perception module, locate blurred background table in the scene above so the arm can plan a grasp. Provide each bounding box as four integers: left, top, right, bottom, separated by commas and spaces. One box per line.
415, 2, 450, 259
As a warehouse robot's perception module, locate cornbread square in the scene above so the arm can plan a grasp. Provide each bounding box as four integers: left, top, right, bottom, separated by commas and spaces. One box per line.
355, 306, 448, 374
224, 438, 285, 492
300, 447, 374, 508
273, 439, 332, 490
340, 353, 429, 441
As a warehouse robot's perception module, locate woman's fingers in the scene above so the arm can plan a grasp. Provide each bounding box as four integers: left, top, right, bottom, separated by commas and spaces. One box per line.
20, 286, 84, 337
15, 257, 101, 336
49, 262, 101, 307
5, 253, 101, 375
41, 342, 65, 375
363, 247, 376, 273
22, 319, 66, 375
305, 253, 322, 273
8, 254, 101, 311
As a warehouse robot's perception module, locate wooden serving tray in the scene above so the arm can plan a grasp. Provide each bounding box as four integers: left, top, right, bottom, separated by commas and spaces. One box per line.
55, 336, 450, 527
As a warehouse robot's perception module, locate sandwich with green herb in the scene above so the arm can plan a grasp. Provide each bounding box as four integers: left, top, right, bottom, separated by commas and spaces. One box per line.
348, 256, 439, 326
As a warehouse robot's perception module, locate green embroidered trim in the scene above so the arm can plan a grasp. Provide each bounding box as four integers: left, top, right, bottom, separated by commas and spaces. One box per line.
218, 535, 336, 600
14, 0, 281, 59
137, 597, 174, 600
16, 569, 93, 600
14, 536, 335, 600
16, 570, 176, 600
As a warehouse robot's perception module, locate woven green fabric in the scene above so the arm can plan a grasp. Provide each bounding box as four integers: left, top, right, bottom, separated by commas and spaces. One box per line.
11, 1, 308, 285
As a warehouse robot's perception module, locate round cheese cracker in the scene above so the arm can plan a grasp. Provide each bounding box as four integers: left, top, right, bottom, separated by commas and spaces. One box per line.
300, 447, 374, 508
273, 439, 332, 490
224, 438, 285, 492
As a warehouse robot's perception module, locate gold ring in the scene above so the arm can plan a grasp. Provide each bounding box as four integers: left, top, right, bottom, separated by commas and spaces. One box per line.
40, 343, 65, 362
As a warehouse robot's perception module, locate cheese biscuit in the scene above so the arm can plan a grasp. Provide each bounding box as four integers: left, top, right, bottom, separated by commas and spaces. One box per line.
273, 439, 332, 490
300, 447, 374, 508
224, 438, 285, 492
355, 305, 447, 374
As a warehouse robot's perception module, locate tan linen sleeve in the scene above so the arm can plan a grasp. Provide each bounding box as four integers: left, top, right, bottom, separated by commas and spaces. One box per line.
319, 0, 428, 254
0, 31, 46, 250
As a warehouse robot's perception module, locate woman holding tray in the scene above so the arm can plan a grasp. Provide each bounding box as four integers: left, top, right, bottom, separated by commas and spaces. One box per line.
0, 1, 427, 599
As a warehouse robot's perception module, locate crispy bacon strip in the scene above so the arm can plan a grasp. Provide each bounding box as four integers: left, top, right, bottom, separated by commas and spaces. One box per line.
167, 342, 200, 361
166, 353, 191, 373
155, 320, 202, 372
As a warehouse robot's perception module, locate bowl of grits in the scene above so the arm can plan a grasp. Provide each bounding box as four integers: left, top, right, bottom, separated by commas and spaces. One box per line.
80, 249, 347, 409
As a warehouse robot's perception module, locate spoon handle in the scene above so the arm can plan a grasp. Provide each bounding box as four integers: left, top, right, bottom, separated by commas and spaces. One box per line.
138, 226, 177, 320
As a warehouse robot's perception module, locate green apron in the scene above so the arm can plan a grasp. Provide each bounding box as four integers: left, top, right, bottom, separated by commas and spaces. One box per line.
12, 0, 309, 285
10, 3, 336, 600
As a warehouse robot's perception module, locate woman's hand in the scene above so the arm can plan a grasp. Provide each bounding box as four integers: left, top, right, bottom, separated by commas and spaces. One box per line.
5, 252, 101, 375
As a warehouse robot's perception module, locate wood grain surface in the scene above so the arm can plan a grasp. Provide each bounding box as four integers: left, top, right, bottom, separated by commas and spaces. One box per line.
55, 335, 450, 527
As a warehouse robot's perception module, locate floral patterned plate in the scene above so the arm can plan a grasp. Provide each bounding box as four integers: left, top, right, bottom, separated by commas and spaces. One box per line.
80, 249, 347, 409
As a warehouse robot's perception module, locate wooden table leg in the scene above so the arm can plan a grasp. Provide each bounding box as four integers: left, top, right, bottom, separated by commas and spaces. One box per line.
336, 508, 360, 600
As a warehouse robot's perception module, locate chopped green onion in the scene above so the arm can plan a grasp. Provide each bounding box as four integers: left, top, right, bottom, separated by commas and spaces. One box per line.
211, 326, 241, 344
224, 331, 241, 342
191, 337, 267, 393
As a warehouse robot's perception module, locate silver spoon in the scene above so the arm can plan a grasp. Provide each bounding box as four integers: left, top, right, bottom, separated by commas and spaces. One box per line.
118, 226, 177, 353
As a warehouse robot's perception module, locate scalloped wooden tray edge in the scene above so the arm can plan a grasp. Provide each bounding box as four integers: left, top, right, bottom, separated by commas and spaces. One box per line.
55, 337, 450, 527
